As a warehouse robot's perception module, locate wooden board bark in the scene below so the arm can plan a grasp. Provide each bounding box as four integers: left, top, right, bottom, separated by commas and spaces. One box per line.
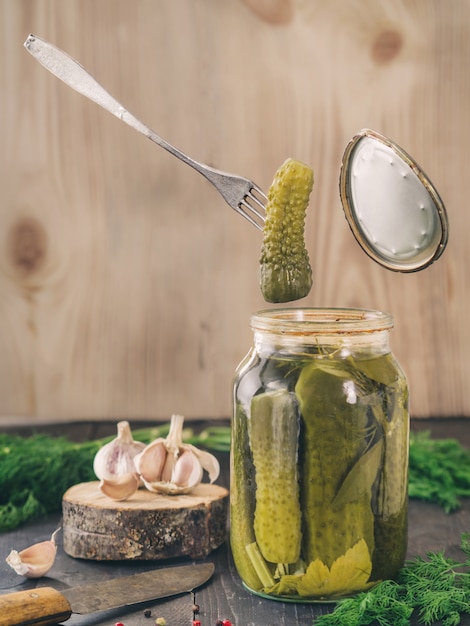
62, 482, 229, 560
0, 0, 469, 422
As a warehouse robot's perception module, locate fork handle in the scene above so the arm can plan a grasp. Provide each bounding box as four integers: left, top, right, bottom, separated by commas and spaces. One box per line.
24, 34, 223, 184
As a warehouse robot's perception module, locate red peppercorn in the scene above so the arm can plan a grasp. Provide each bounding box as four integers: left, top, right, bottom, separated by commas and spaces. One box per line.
222, 621, 233, 626
115, 623, 125, 626
192, 621, 201, 626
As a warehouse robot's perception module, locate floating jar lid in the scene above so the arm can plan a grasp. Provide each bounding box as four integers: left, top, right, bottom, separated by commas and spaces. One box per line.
339, 129, 449, 272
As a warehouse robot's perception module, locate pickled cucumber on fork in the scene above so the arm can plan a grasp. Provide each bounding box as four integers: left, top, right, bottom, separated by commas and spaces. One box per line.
249, 389, 302, 564
260, 158, 314, 303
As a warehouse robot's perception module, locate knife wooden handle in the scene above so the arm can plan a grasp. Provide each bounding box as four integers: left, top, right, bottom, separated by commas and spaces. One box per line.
0, 587, 72, 626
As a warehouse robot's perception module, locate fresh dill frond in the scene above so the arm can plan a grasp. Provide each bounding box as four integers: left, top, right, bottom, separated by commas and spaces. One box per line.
408, 430, 470, 513
314, 534, 470, 626
313, 580, 412, 626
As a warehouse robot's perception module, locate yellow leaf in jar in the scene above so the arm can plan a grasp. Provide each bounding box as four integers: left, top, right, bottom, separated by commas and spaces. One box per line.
296, 539, 376, 598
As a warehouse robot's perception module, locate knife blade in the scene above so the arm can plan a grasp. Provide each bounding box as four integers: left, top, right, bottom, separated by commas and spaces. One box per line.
0, 562, 214, 626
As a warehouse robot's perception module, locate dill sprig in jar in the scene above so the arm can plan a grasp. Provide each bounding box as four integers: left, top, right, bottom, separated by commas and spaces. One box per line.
230, 308, 409, 602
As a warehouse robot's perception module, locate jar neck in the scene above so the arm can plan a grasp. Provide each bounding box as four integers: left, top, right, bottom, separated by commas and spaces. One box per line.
251, 308, 394, 357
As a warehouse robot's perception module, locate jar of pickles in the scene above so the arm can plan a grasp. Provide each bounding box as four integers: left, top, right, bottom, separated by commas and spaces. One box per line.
230, 308, 409, 602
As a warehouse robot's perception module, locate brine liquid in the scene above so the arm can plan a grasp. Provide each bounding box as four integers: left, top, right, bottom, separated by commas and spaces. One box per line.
231, 350, 409, 601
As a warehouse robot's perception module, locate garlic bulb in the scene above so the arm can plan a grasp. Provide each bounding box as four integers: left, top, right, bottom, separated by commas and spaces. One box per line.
134, 414, 220, 495
93, 420, 145, 500
6, 528, 60, 578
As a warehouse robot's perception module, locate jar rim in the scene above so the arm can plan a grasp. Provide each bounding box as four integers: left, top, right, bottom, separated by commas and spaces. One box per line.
250, 307, 394, 334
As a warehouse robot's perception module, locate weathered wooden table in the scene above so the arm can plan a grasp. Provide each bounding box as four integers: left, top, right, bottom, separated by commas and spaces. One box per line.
1, 419, 469, 626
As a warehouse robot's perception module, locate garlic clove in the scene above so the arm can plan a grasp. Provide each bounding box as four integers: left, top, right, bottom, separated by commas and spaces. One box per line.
171, 449, 203, 489
6, 528, 60, 578
99, 472, 140, 501
93, 420, 146, 481
186, 444, 220, 484
134, 439, 168, 482
161, 448, 178, 483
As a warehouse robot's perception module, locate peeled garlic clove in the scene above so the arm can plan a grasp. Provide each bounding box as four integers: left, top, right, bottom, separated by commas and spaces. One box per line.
99, 472, 140, 501
6, 528, 60, 578
93, 420, 146, 481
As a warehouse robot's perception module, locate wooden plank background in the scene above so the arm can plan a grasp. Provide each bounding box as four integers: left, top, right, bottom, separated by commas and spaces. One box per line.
0, 0, 468, 423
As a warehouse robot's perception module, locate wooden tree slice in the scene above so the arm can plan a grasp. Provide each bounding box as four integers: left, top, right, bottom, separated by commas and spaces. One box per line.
62, 481, 229, 561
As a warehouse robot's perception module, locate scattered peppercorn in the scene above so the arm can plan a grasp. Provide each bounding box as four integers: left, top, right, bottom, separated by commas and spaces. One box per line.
192, 603, 200, 614
216, 621, 223, 626
143, 609, 152, 618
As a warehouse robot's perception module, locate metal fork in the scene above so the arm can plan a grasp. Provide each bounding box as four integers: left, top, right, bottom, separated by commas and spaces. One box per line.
24, 34, 267, 230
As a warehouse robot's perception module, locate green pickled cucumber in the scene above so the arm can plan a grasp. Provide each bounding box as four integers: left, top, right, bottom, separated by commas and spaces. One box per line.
295, 361, 377, 568
369, 370, 409, 579
260, 158, 314, 303
351, 353, 409, 517
372, 505, 408, 580
250, 389, 302, 564
230, 403, 264, 591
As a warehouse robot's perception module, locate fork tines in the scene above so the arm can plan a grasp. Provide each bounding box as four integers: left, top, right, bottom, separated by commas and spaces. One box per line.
238, 184, 267, 230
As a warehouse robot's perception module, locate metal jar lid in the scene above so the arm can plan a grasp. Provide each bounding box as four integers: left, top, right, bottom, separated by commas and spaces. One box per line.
339, 129, 449, 272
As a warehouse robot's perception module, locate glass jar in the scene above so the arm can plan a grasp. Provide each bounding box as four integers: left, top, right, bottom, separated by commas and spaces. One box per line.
230, 308, 409, 602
